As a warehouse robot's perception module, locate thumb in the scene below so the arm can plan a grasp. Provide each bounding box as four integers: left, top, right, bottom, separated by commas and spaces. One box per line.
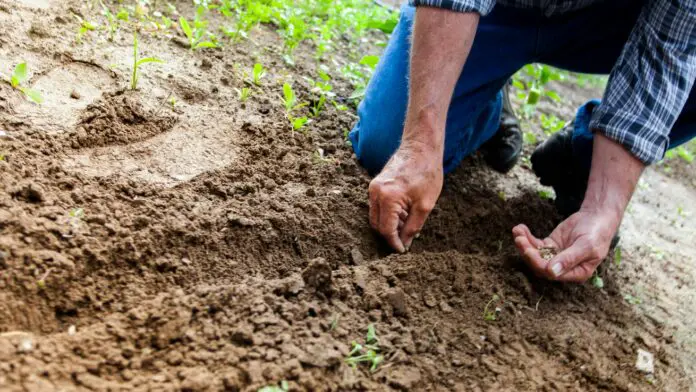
546, 240, 590, 279
399, 203, 431, 250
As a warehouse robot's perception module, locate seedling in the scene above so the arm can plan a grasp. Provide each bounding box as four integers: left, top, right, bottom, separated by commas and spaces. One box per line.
37, 269, 51, 290
131, 31, 163, 90
235, 87, 251, 102
345, 323, 384, 372
523, 131, 538, 145
538, 189, 553, 200
252, 63, 266, 86
179, 15, 218, 50
483, 294, 501, 321
676, 145, 694, 163
281, 82, 305, 112
590, 273, 604, 289
6, 63, 43, 104
540, 113, 566, 135
74, 15, 97, 43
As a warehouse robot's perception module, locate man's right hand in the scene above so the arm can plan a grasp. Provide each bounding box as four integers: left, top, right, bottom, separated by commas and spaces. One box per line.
368, 140, 443, 253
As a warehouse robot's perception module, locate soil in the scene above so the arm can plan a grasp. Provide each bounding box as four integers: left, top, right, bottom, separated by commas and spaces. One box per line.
1, 1, 694, 391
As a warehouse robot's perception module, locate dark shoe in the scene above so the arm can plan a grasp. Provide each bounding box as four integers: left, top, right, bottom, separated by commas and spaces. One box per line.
481, 83, 523, 174
531, 123, 621, 248
530, 124, 588, 217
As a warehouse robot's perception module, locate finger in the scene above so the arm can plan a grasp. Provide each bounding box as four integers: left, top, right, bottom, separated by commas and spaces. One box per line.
378, 201, 406, 253
514, 234, 548, 276
546, 241, 593, 279
512, 224, 544, 249
399, 202, 431, 250
553, 262, 597, 283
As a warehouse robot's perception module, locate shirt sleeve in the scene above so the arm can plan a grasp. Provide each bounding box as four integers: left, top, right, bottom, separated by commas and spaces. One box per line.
408, 0, 496, 15
589, 0, 696, 165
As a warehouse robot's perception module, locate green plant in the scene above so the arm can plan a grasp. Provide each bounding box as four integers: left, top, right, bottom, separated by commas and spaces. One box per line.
131, 32, 163, 90
281, 82, 307, 112
676, 145, 694, 163
74, 15, 97, 43
590, 274, 604, 289
483, 294, 501, 321
7, 63, 43, 104
538, 189, 554, 200
523, 131, 538, 145
180, 13, 218, 50
252, 63, 266, 86
539, 113, 566, 135
236, 87, 251, 102
345, 324, 384, 372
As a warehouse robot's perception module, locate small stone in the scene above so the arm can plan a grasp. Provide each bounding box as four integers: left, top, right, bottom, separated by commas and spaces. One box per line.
636, 349, 654, 374
18, 338, 33, 353
423, 292, 437, 308
350, 248, 364, 266
384, 287, 409, 317
68, 325, 76, 336
438, 301, 453, 313
70, 90, 81, 100
302, 258, 333, 295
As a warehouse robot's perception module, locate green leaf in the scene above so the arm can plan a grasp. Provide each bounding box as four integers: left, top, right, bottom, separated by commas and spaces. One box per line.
135, 57, 164, 67
194, 41, 218, 49
11, 63, 27, 87
511, 79, 525, 90
540, 65, 551, 85
538, 189, 553, 200
179, 17, 193, 41
116, 9, 129, 21
292, 116, 308, 130
359, 55, 379, 69
526, 88, 541, 105
20, 88, 43, 104
523, 131, 537, 145
545, 90, 562, 102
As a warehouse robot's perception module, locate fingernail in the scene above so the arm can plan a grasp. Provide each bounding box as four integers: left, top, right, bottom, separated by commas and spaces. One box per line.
551, 263, 563, 277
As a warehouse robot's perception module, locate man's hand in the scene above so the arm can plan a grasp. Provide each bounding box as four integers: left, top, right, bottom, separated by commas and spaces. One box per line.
512, 209, 618, 282
366, 8, 478, 252
514, 134, 644, 282
369, 141, 443, 253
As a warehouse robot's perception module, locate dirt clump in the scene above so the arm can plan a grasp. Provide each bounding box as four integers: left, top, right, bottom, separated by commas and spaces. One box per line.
73, 90, 177, 148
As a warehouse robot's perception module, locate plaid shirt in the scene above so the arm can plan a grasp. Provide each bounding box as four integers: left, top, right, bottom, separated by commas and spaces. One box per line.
410, 0, 696, 164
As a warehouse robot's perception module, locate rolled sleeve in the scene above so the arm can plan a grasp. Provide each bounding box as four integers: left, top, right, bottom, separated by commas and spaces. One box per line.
408, 0, 496, 15
590, 0, 696, 165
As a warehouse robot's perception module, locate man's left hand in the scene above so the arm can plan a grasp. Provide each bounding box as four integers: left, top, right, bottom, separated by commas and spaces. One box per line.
512, 208, 619, 282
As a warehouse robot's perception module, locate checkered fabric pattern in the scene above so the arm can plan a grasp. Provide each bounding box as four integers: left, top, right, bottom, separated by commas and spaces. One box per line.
409, 0, 696, 164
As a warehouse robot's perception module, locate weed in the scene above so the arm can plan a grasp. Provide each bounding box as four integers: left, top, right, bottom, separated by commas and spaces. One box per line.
252, 63, 266, 86
6, 63, 43, 104
483, 294, 501, 321
345, 323, 384, 372
131, 31, 163, 90
236, 87, 251, 102
169, 97, 176, 107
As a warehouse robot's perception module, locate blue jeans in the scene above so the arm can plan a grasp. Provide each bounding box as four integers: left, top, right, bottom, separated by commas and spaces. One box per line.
349, 1, 696, 175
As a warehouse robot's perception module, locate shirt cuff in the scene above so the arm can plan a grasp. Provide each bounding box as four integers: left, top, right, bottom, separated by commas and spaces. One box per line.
408, 0, 496, 16
589, 104, 669, 165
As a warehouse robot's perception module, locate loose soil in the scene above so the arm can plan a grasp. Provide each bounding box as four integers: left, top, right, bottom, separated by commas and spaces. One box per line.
1, 1, 694, 391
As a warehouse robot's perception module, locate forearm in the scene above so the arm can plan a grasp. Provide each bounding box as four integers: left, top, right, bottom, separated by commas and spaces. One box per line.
403, 8, 479, 156
581, 134, 645, 224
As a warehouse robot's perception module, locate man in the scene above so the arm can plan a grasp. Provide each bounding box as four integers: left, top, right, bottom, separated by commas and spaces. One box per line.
349, 0, 696, 282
